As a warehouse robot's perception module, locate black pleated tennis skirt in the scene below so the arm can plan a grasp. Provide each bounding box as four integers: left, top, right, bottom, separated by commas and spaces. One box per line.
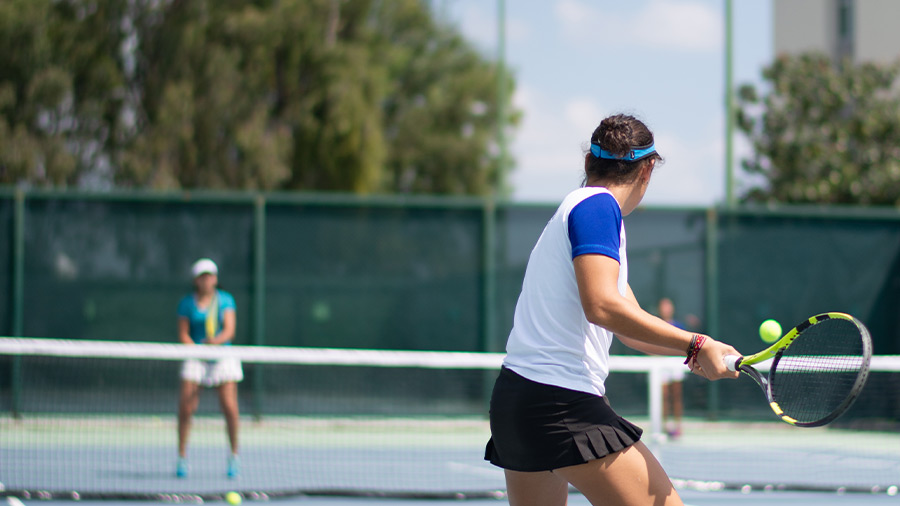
484, 366, 643, 472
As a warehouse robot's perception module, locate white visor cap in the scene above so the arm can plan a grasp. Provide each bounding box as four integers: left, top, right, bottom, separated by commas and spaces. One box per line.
191, 258, 218, 278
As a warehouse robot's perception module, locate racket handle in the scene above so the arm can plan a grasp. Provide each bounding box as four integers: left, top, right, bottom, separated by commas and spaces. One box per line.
724, 354, 743, 372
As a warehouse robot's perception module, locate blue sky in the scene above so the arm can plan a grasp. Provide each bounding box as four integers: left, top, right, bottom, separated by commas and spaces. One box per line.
442, 0, 773, 205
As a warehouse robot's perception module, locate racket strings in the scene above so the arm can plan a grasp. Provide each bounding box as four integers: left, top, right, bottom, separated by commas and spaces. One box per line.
770, 318, 867, 424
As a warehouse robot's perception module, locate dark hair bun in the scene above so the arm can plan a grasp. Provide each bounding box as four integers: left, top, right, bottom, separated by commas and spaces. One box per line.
596, 115, 640, 156
585, 114, 659, 186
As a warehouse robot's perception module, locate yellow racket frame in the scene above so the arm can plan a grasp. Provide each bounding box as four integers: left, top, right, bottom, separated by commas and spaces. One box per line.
731, 312, 872, 427
740, 312, 855, 366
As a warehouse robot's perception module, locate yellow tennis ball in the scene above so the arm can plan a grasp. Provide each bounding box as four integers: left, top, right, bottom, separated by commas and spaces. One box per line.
225, 492, 241, 505
759, 319, 782, 343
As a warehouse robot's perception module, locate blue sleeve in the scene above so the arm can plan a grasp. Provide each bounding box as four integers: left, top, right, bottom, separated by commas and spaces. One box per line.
176, 296, 193, 318
567, 193, 622, 261
218, 291, 236, 313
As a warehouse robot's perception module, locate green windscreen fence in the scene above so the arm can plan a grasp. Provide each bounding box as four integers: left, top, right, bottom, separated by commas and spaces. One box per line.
1, 190, 899, 425
0, 196, 12, 335
717, 210, 900, 356
493, 204, 555, 352
493, 206, 710, 354
264, 200, 485, 351
619, 207, 709, 346
18, 197, 256, 344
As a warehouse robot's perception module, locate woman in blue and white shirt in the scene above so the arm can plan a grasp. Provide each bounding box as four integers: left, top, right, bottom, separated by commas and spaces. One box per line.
485, 115, 740, 506
175, 258, 241, 479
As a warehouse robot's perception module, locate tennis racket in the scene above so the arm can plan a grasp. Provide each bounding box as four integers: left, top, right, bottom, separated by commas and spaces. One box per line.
724, 312, 872, 427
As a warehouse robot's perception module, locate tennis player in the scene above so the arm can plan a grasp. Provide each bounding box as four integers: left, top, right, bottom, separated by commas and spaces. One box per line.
484, 114, 740, 506
176, 258, 242, 479
658, 297, 688, 438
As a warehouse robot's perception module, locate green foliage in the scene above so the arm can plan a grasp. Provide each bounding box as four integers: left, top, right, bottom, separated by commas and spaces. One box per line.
736, 53, 900, 205
0, 0, 516, 196
0, 0, 123, 186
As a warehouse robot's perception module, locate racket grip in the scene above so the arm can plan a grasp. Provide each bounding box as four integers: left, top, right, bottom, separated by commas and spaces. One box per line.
724, 355, 742, 372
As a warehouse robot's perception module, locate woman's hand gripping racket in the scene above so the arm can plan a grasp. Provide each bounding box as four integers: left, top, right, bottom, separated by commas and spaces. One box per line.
724, 312, 872, 427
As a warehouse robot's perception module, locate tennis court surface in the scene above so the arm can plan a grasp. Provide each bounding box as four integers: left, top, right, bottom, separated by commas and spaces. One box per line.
2, 339, 899, 503
6, 491, 900, 506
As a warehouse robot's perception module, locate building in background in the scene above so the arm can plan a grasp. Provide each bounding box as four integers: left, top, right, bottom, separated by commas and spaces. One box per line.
774, 0, 900, 64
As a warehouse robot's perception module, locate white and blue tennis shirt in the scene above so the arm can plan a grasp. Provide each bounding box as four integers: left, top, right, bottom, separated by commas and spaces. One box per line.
503, 187, 628, 397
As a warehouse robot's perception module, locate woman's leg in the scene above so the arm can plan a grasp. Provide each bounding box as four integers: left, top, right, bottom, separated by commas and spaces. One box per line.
505, 469, 569, 506
663, 381, 683, 436
217, 381, 240, 455
177, 380, 200, 457
553, 442, 683, 506
671, 381, 683, 435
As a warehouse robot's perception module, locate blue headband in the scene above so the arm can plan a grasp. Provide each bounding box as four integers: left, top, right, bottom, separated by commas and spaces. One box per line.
590, 143, 657, 162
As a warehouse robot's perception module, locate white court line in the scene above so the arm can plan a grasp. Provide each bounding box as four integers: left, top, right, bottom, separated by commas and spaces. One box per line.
446, 461, 505, 478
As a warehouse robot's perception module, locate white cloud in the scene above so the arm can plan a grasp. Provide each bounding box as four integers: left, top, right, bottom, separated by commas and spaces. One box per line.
555, 0, 722, 53
508, 85, 728, 206
641, 129, 723, 206
507, 16, 531, 45
642, 0, 722, 51
509, 86, 606, 202
451, 3, 530, 53
453, 4, 495, 49
447, 0, 733, 206
564, 98, 605, 137
554, 0, 596, 38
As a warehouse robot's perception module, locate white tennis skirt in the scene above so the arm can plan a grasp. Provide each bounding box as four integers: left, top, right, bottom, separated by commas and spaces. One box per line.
181, 358, 244, 387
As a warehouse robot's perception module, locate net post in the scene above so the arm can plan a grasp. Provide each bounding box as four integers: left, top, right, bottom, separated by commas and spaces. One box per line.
252, 194, 267, 421
705, 206, 720, 420
648, 365, 664, 442
480, 198, 498, 354
11, 188, 26, 418
480, 198, 499, 412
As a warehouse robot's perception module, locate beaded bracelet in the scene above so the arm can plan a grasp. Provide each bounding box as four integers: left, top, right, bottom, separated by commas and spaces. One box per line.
684, 335, 697, 360
684, 334, 707, 366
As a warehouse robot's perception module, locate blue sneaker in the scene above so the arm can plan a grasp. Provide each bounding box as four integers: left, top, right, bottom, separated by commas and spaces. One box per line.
227, 455, 240, 479
175, 457, 188, 478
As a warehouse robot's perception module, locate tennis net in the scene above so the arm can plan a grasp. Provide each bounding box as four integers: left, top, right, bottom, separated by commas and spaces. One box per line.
1, 338, 899, 500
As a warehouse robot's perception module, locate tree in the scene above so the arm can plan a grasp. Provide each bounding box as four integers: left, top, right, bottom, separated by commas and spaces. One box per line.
0, 0, 127, 187
736, 53, 900, 205
118, 0, 295, 189
0, 0, 517, 196
372, 0, 515, 195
